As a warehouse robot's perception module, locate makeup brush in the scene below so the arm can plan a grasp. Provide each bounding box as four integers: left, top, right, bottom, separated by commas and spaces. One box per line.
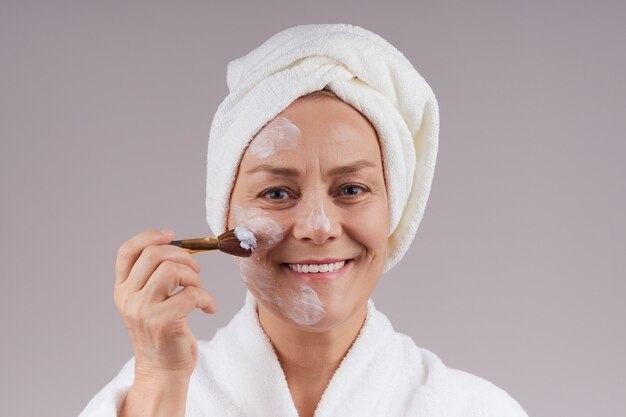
168, 227, 257, 257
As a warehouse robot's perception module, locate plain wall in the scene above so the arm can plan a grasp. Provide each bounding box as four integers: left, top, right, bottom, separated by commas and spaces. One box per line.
1, 1, 625, 416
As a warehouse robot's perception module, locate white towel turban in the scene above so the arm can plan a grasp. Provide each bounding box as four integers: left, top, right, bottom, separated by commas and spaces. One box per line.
206, 23, 439, 273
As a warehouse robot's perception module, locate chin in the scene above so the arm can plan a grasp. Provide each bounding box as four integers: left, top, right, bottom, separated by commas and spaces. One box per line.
288, 293, 368, 333
301, 309, 358, 332
320, 295, 369, 327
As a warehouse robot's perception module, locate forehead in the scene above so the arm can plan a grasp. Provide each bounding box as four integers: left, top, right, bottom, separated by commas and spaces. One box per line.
241, 95, 382, 169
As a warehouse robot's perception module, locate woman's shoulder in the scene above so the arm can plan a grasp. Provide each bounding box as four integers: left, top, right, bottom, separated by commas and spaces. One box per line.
442, 366, 528, 417
393, 333, 529, 417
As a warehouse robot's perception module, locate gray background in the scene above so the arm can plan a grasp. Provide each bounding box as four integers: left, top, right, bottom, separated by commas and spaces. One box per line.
1, 1, 624, 416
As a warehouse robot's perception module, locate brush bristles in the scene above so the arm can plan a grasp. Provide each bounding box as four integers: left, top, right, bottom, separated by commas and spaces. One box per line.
218, 229, 255, 257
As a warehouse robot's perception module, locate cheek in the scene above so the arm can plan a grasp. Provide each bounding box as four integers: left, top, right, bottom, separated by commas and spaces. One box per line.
230, 203, 326, 326
346, 202, 389, 253
230, 204, 285, 250
238, 256, 325, 326
238, 256, 275, 294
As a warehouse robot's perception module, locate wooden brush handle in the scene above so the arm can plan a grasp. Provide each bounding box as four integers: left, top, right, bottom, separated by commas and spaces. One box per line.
169, 237, 219, 253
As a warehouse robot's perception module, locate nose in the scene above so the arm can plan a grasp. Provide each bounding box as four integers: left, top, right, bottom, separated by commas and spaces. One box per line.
292, 192, 341, 245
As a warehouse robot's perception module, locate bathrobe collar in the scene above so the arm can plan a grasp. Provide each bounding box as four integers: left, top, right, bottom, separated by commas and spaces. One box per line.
195, 290, 413, 417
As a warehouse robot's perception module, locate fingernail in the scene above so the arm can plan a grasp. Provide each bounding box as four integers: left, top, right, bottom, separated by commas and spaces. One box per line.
160, 229, 175, 237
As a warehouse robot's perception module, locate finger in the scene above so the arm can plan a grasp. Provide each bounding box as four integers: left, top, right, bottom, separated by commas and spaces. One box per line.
124, 244, 202, 292
141, 261, 203, 302
160, 286, 217, 317
115, 229, 177, 285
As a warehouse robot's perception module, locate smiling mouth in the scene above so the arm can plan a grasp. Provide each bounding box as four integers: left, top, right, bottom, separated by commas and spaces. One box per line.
285, 260, 350, 274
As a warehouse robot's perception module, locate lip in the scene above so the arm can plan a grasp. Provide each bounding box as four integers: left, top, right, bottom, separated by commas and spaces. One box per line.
282, 259, 352, 281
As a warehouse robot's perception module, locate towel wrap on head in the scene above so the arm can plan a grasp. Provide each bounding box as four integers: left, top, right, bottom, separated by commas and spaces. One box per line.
206, 23, 439, 273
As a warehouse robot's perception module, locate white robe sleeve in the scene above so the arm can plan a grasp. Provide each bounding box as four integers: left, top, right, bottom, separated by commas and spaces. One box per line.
78, 357, 135, 417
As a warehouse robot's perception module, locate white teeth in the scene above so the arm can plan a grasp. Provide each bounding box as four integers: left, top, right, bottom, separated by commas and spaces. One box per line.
288, 260, 346, 273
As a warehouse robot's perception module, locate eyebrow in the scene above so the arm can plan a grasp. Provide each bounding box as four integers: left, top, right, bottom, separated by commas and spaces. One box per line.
246, 165, 299, 177
327, 160, 377, 176
246, 160, 377, 177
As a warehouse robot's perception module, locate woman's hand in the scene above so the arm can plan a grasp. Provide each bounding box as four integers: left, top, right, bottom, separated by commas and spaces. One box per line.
114, 229, 217, 381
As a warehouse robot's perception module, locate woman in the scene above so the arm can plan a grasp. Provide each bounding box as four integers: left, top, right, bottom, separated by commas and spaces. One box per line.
80, 24, 528, 417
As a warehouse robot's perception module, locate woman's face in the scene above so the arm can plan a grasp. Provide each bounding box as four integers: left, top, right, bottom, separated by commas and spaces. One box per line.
227, 94, 389, 331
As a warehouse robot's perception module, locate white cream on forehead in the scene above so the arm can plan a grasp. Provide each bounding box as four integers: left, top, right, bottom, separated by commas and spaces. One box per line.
231, 204, 325, 326
247, 115, 301, 158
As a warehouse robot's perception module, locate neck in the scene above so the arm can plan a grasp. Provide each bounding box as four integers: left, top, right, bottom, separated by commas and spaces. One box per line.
257, 301, 369, 386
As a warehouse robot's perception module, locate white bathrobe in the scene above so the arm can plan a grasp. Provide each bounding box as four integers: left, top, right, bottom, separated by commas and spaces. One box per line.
79, 291, 528, 417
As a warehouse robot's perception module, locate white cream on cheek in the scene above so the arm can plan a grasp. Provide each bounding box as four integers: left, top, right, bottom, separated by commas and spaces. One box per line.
234, 206, 283, 251
232, 204, 325, 326
234, 226, 257, 251
247, 116, 300, 158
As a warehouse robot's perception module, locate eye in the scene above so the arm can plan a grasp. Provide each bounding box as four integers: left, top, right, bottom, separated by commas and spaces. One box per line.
260, 187, 291, 200
338, 184, 366, 198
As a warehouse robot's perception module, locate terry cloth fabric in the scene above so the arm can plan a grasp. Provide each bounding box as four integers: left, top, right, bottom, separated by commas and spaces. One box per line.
78, 291, 529, 417
205, 23, 440, 273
